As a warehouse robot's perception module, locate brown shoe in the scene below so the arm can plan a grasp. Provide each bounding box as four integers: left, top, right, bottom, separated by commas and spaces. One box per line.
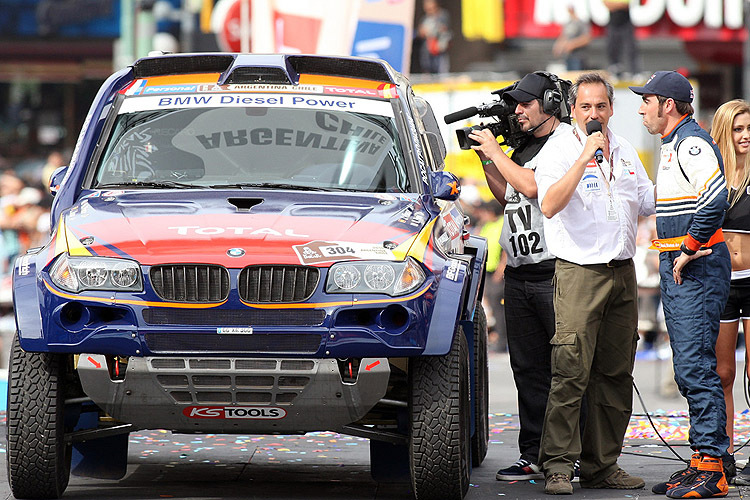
581, 468, 645, 489
545, 473, 573, 495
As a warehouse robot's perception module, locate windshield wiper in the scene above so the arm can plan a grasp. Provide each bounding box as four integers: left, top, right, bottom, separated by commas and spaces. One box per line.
96, 181, 196, 189
208, 182, 329, 191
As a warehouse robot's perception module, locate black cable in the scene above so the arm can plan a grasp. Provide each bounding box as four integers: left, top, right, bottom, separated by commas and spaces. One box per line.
632, 380, 689, 464
630, 346, 750, 468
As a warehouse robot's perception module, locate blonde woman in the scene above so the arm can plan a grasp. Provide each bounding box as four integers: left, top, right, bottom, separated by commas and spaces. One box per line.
712, 99, 750, 485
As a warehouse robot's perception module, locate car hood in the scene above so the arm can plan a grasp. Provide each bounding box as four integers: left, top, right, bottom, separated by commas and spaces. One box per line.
58, 190, 432, 266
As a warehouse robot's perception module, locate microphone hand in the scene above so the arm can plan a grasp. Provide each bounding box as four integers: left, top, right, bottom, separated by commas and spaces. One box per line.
585, 120, 604, 164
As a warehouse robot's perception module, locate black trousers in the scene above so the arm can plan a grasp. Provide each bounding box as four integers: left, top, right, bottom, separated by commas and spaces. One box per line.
504, 274, 555, 462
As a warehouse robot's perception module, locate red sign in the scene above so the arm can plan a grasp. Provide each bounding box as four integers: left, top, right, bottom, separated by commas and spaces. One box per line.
272, 11, 322, 53
503, 0, 746, 42
212, 0, 252, 53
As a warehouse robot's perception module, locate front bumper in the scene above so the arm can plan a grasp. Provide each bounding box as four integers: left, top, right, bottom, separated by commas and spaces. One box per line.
77, 354, 390, 434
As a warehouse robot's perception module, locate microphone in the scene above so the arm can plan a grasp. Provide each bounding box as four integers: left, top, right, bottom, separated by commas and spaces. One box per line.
527, 114, 553, 135
444, 106, 479, 124
585, 120, 604, 164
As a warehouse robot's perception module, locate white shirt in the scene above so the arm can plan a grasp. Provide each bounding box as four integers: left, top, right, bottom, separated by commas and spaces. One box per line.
535, 124, 656, 265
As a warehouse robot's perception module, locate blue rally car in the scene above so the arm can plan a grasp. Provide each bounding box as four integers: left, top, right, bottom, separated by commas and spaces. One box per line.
8, 53, 488, 500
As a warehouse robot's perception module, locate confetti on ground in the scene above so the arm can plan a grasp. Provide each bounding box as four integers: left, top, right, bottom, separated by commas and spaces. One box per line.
625, 408, 750, 443
1, 408, 748, 460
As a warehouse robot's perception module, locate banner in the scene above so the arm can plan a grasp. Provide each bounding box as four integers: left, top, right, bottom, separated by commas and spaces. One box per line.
504, 0, 746, 42
462, 0, 504, 43
213, 0, 414, 72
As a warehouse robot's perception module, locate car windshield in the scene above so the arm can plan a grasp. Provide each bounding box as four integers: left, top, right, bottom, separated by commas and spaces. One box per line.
92, 94, 411, 193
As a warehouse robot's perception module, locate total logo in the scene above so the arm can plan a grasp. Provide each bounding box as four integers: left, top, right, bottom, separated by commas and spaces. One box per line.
183, 406, 287, 419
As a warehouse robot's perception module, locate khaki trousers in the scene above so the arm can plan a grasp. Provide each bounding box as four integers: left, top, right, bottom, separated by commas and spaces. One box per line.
539, 259, 639, 484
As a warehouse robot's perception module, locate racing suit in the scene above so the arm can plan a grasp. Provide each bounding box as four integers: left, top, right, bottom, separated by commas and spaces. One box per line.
653, 115, 731, 458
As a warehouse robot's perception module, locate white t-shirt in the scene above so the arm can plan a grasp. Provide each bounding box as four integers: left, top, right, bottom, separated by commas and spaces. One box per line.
535, 124, 655, 265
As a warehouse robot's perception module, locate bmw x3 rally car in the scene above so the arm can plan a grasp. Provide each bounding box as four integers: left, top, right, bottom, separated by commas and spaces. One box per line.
8, 53, 488, 500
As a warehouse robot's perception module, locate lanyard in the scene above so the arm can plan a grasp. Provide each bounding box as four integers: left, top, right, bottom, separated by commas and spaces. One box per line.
573, 127, 619, 222
573, 127, 615, 184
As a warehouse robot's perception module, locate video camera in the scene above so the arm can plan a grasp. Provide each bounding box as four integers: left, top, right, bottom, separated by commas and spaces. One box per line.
444, 84, 527, 150
444, 72, 571, 151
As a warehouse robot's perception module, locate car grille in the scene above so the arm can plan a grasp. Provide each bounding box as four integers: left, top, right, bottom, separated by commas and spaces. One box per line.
150, 357, 317, 406
150, 265, 230, 302
238, 265, 319, 303
144, 333, 323, 354
142, 308, 326, 326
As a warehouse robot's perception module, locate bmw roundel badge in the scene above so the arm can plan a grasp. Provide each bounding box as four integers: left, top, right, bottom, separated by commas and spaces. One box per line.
227, 248, 246, 257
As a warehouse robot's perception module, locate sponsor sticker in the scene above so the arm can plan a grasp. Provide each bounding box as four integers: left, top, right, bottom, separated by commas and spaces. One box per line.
196, 84, 324, 93
17, 255, 30, 276
183, 406, 287, 419
119, 94, 395, 117
293, 240, 394, 265
143, 84, 199, 94
445, 259, 461, 281
323, 85, 398, 99
442, 212, 461, 240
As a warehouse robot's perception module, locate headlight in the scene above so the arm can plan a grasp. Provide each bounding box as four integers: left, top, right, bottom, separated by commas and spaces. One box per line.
49, 253, 143, 293
326, 257, 426, 296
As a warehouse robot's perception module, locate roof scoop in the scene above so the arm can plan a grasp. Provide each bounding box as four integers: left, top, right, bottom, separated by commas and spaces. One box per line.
228, 198, 263, 212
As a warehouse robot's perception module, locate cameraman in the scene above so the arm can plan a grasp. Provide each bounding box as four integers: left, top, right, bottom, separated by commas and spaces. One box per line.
468, 71, 572, 482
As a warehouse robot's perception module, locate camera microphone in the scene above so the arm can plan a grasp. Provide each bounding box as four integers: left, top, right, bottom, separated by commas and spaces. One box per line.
585, 120, 604, 164
444, 106, 479, 124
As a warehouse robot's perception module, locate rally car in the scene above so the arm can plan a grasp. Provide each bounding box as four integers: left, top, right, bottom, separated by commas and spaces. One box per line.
7, 53, 488, 500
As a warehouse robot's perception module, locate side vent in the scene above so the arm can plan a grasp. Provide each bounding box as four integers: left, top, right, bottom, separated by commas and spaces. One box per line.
133, 55, 234, 78
288, 56, 394, 83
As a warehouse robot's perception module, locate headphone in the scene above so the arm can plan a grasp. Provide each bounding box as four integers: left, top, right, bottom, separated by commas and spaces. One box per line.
533, 70, 571, 122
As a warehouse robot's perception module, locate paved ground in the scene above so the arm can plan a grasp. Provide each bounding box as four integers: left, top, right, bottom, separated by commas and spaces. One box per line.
2, 349, 750, 499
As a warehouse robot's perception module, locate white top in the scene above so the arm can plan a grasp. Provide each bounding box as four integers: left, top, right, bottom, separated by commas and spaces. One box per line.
535, 124, 656, 265
500, 123, 571, 268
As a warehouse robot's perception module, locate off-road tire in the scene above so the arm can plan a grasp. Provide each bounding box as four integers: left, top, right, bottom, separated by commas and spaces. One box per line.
7, 333, 71, 499
471, 302, 489, 465
409, 326, 471, 500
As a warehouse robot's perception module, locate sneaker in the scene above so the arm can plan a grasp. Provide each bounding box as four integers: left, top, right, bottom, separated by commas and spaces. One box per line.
545, 472, 573, 495
723, 454, 736, 484
571, 460, 580, 483
580, 467, 645, 489
496, 458, 544, 481
666, 455, 728, 498
652, 453, 700, 494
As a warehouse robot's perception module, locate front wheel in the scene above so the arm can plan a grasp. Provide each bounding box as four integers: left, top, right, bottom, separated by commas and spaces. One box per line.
409, 325, 471, 500
7, 333, 71, 499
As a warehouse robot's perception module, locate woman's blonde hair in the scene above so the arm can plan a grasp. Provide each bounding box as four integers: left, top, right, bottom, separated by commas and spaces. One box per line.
711, 99, 750, 207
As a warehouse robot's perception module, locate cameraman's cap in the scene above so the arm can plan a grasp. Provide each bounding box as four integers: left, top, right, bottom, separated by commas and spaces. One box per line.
506, 73, 556, 102
628, 71, 694, 103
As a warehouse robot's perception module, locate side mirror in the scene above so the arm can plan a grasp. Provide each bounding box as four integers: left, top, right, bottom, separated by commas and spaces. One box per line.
430, 171, 460, 201
49, 166, 68, 196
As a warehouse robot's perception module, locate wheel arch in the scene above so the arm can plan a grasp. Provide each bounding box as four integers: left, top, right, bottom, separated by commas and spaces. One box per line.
13, 251, 46, 350
422, 235, 487, 357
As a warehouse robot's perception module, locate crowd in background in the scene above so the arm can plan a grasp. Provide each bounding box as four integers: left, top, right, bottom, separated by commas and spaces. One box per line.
0, 151, 66, 348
